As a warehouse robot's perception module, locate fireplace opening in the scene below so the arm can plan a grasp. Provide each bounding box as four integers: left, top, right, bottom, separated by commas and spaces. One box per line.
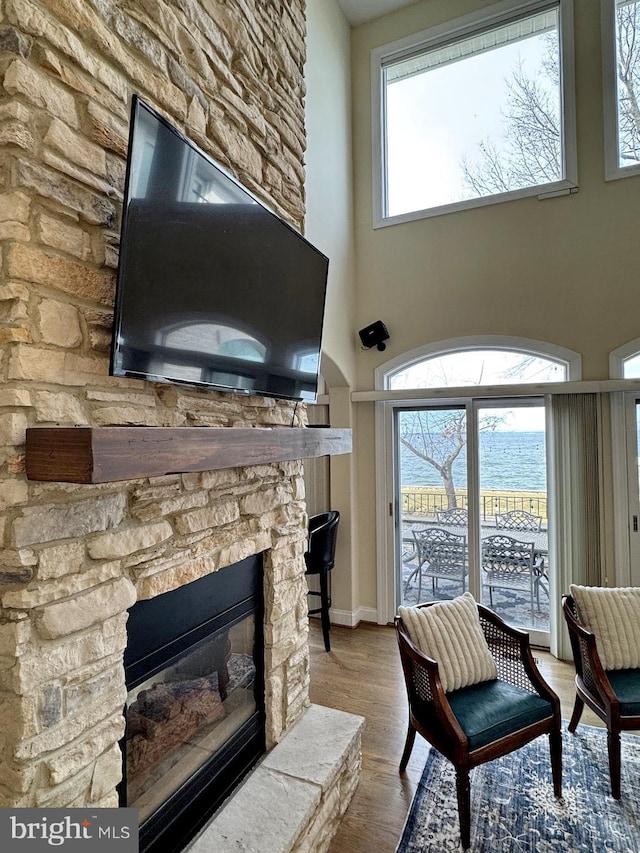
120, 554, 265, 852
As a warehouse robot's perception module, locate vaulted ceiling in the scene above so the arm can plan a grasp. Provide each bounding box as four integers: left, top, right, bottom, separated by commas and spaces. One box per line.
336, 0, 418, 26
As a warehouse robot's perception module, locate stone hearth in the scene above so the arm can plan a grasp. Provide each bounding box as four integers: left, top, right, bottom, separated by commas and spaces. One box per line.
188, 704, 364, 853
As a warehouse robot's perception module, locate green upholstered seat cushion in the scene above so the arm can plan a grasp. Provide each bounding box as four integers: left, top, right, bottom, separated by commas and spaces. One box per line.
606, 669, 640, 716
447, 678, 554, 752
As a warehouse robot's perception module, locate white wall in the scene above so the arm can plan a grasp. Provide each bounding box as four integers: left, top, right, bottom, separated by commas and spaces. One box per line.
304, 0, 357, 389
305, 0, 637, 621
305, 0, 362, 620
348, 0, 640, 614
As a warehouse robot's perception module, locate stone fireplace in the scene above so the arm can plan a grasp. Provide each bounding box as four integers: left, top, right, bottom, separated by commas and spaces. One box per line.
7, 418, 357, 852
0, 1, 362, 849
4, 445, 317, 801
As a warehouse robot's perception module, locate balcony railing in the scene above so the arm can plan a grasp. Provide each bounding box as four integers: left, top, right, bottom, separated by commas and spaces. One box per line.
402, 487, 547, 523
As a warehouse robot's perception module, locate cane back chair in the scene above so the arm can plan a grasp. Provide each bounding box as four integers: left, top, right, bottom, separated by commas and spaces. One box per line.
563, 593, 640, 798
396, 600, 561, 849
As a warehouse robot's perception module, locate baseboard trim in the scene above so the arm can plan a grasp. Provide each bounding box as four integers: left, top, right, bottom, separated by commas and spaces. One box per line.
329, 606, 378, 628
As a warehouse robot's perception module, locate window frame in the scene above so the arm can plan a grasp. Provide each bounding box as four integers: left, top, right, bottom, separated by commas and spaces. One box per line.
602, 0, 640, 181
376, 335, 582, 390
371, 0, 578, 227
609, 337, 640, 377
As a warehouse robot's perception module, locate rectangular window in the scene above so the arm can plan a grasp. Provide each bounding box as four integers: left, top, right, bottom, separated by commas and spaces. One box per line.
602, 0, 640, 180
372, 0, 577, 225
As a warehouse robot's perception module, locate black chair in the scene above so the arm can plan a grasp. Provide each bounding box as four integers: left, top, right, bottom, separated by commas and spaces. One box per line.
304, 510, 340, 652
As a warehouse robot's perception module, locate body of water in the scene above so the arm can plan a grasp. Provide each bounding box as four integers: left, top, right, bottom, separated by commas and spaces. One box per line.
400, 431, 546, 491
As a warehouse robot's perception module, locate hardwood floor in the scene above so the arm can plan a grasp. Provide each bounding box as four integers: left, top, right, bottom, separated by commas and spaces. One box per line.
308, 620, 603, 853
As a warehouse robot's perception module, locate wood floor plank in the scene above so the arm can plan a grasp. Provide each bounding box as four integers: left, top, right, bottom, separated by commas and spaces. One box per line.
308, 621, 603, 853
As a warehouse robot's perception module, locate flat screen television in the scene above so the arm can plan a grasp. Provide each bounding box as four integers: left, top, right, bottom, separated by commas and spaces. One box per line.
109, 95, 329, 402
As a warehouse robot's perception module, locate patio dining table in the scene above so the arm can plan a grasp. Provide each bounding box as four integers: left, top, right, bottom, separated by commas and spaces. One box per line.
402, 521, 549, 606
404, 521, 548, 556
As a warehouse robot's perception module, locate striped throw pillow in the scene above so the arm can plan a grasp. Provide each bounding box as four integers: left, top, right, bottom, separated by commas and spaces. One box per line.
570, 584, 640, 670
398, 592, 497, 693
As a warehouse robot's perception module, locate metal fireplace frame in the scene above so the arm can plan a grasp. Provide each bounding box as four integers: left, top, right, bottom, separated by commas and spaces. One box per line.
119, 554, 265, 853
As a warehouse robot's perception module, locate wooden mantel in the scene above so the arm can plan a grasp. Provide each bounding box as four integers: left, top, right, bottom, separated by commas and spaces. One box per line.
25, 426, 352, 484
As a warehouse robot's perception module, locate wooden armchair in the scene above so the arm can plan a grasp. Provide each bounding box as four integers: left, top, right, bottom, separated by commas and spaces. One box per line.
562, 593, 640, 798
396, 601, 561, 849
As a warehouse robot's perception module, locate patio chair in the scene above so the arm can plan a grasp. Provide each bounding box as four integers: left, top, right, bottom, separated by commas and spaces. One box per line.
495, 509, 542, 532
435, 507, 468, 526
406, 527, 467, 601
481, 534, 536, 615
396, 595, 562, 849
562, 589, 640, 798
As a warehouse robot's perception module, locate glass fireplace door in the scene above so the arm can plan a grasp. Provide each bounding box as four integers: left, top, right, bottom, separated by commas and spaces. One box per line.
125, 614, 258, 823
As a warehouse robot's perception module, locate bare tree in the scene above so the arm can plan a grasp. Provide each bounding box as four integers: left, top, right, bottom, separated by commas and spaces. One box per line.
463, 8, 640, 192
400, 409, 501, 508
617, 3, 640, 164
400, 410, 466, 509
398, 351, 555, 504
462, 59, 562, 194
500, 353, 562, 382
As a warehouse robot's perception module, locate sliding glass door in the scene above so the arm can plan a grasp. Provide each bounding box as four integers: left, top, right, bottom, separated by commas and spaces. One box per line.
398, 406, 470, 606
476, 401, 548, 635
396, 399, 550, 644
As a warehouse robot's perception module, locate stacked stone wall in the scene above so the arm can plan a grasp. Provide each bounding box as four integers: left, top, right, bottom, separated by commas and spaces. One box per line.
0, 0, 311, 809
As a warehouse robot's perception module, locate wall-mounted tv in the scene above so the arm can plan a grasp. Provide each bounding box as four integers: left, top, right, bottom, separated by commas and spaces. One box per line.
110, 95, 329, 402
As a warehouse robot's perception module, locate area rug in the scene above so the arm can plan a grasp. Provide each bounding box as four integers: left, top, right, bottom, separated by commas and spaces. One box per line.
396, 724, 640, 852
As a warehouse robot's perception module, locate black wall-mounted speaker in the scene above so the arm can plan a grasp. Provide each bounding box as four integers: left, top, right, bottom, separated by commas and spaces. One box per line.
358, 320, 390, 351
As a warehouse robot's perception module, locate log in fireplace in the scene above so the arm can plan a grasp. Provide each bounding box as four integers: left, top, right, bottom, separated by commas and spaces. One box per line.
119, 554, 265, 852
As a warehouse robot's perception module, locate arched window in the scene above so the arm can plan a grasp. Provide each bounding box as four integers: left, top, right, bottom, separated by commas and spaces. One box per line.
376, 336, 580, 390
610, 338, 640, 379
